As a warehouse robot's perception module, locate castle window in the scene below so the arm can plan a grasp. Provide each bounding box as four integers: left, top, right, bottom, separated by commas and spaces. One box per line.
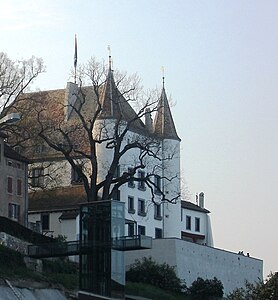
154, 204, 162, 220
154, 175, 161, 194
138, 199, 146, 216
138, 225, 146, 236
155, 228, 163, 239
128, 167, 135, 188
138, 170, 146, 190
195, 217, 200, 232
128, 196, 135, 213
112, 189, 121, 201
186, 216, 191, 230
128, 223, 135, 236
113, 165, 120, 178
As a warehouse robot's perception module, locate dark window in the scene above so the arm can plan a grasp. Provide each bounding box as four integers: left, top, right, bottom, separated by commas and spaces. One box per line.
138, 170, 146, 190
14, 145, 22, 154
8, 203, 20, 220
186, 216, 191, 230
31, 167, 44, 187
17, 179, 22, 196
138, 199, 146, 216
154, 175, 161, 194
7, 177, 13, 194
112, 189, 120, 201
128, 196, 135, 213
195, 217, 200, 232
154, 204, 162, 220
113, 165, 120, 178
138, 225, 146, 236
41, 213, 50, 231
71, 165, 83, 184
128, 223, 135, 236
128, 167, 135, 188
155, 228, 163, 239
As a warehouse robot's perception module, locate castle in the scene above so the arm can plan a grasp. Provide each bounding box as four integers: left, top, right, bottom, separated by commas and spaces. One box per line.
8, 55, 261, 296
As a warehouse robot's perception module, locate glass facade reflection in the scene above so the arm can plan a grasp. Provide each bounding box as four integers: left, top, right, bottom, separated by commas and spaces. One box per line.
79, 200, 125, 299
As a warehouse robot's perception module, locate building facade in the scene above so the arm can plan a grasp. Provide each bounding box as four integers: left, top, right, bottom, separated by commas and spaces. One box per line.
11, 59, 192, 242
0, 132, 29, 226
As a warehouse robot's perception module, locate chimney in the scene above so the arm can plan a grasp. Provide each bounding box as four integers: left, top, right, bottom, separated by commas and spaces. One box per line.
145, 108, 153, 132
65, 82, 78, 120
199, 192, 205, 208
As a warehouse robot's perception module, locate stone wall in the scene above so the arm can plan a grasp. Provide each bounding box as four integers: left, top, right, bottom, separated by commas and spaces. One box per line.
125, 238, 263, 296
0, 232, 29, 255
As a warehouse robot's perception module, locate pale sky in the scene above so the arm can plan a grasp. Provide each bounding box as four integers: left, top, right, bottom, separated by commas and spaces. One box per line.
1, 0, 277, 278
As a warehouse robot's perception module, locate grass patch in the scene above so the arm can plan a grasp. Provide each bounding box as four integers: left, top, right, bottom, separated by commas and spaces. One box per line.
126, 282, 189, 300
0, 244, 78, 290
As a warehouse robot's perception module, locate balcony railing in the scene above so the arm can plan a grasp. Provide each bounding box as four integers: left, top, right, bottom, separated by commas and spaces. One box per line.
28, 235, 152, 258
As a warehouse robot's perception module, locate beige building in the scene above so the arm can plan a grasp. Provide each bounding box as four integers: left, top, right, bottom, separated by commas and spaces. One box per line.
0, 132, 29, 226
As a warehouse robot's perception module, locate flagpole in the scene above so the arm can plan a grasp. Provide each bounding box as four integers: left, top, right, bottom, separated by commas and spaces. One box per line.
74, 34, 77, 84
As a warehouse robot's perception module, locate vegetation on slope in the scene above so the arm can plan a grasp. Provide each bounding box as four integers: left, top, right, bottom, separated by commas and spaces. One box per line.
0, 244, 78, 291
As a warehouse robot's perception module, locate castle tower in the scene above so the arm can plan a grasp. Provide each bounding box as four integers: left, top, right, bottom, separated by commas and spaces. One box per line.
153, 78, 181, 238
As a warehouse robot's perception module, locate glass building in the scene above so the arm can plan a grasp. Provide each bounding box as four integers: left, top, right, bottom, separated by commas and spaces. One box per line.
79, 200, 125, 299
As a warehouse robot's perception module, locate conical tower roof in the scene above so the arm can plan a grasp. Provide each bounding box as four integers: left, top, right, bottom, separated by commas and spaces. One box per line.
99, 57, 145, 132
153, 84, 180, 141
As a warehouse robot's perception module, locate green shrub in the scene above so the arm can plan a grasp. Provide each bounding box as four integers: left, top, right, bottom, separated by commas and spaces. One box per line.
126, 256, 186, 293
42, 258, 77, 274
188, 277, 224, 299
0, 244, 25, 268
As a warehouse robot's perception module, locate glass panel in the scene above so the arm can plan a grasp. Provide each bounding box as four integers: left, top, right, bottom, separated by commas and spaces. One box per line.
79, 200, 125, 299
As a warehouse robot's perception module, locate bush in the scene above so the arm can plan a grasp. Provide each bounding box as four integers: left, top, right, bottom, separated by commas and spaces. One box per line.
188, 277, 224, 299
42, 258, 77, 274
126, 256, 186, 293
227, 272, 278, 300
0, 244, 25, 268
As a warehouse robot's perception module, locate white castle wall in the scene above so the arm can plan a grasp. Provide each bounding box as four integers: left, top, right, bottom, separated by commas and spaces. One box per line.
125, 238, 263, 296
162, 139, 181, 238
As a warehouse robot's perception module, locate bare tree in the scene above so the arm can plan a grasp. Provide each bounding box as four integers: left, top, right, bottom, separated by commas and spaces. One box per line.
0, 52, 44, 120
11, 57, 180, 203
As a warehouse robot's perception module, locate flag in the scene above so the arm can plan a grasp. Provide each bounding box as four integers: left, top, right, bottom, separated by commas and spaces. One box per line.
74, 34, 77, 69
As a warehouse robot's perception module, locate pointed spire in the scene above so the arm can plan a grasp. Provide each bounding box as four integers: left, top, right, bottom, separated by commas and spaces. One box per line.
153, 77, 180, 141
98, 53, 145, 131
99, 50, 118, 118
74, 34, 78, 84
108, 45, 112, 70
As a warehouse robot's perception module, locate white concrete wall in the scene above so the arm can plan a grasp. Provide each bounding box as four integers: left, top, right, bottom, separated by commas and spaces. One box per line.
95, 129, 182, 239
125, 238, 263, 296
181, 208, 214, 247
162, 139, 181, 238
60, 218, 78, 241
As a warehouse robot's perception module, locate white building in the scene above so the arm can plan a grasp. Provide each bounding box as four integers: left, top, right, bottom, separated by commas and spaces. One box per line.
10, 57, 262, 294
13, 59, 188, 242
181, 192, 214, 247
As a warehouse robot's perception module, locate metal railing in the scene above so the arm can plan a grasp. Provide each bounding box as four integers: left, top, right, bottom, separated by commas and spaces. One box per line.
28, 235, 152, 258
